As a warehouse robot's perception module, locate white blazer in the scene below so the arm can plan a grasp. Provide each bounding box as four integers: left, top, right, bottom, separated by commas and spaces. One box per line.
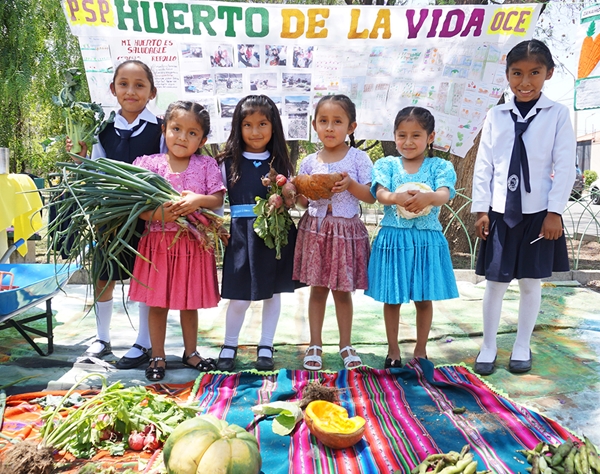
472, 93, 576, 216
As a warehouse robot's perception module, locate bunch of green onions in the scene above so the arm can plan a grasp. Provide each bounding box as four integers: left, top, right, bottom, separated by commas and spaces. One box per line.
45, 156, 224, 284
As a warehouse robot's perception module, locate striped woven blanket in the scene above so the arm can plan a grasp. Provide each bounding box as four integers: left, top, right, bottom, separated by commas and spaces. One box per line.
0, 360, 576, 473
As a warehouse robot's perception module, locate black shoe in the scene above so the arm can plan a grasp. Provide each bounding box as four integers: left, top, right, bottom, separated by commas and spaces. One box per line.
216, 345, 238, 372
474, 353, 496, 376
384, 356, 402, 369
115, 344, 151, 369
83, 340, 112, 358
508, 350, 532, 373
182, 350, 217, 372
256, 345, 275, 371
145, 357, 166, 381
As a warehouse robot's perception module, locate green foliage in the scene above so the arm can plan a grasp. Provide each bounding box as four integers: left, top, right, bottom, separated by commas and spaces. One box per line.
584, 169, 598, 187
46, 68, 107, 155
0, 0, 85, 175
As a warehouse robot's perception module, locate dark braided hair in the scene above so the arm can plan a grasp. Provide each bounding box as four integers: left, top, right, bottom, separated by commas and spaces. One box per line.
393, 106, 436, 157
217, 95, 292, 186
313, 94, 357, 148
506, 39, 555, 73
163, 101, 210, 152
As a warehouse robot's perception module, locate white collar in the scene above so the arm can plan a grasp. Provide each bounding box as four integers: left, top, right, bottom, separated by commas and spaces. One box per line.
114, 107, 158, 130
497, 93, 554, 120
242, 150, 270, 161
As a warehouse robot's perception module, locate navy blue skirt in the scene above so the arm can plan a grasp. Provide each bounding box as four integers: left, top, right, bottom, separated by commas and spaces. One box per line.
475, 210, 569, 282
221, 216, 301, 301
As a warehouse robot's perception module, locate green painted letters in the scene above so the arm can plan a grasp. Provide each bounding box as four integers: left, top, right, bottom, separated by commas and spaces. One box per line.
141, 1, 165, 34
246, 7, 268, 37
115, 0, 142, 32
218, 6, 242, 37
166, 3, 190, 34
191, 4, 216, 36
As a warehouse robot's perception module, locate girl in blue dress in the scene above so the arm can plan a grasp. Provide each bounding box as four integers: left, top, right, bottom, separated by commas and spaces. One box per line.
366, 106, 458, 368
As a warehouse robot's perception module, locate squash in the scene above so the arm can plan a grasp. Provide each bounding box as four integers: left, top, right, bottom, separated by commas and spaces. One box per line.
395, 182, 434, 219
292, 173, 343, 201
163, 414, 261, 474
303, 400, 365, 449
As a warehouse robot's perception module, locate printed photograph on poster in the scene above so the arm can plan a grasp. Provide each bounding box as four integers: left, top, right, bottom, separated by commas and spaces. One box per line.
184, 74, 214, 94
284, 96, 310, 114
237, 44, 260, 68
270, 96, 282, 115
181, 44, 203, 59
265, 45, 287, 66
217, 117, 234, 144
293, 46, 313, 69
220, 97, 241, 118
216, 73, 243, 93
210, 45, 234, 68
191, 98, 218, 142
287, 114, 309, 140
249, 73, 278, 91
282, 73, 311, 92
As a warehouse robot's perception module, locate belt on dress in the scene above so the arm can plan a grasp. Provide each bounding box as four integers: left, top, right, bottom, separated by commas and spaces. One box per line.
230, 204, 256, 217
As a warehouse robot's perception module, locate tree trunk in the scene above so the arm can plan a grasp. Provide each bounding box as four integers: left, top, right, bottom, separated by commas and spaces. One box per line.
440, 132, 481, 254
289, 140, 300, 172
381, 141, 397, 157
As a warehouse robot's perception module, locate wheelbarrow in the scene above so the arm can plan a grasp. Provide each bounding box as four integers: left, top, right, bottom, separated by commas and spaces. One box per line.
0, 239, 78, 356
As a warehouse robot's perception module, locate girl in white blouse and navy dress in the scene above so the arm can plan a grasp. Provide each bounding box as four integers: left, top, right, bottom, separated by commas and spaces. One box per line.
471, 39, 576, 375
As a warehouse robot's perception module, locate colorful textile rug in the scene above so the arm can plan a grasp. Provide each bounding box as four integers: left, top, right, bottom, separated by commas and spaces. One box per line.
0, 360, 577, 473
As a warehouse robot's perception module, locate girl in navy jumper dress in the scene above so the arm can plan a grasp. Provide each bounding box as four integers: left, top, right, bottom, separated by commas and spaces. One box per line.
472, 40, 575, 375
216, 95, 298, 372
67, 60, 164, 369
367, 106, 458, 369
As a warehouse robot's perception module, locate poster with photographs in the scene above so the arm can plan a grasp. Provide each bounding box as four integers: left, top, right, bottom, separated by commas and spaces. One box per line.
67, 1, 542, 155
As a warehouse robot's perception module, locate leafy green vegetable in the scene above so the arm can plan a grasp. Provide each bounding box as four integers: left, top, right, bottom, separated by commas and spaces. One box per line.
253, 167, 293, 260
251, 401, 302, 436
39, 373, 201, 459
44, 68, 110, 154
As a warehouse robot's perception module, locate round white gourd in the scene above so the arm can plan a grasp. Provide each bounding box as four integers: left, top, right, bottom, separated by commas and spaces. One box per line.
395, 182, 434, 219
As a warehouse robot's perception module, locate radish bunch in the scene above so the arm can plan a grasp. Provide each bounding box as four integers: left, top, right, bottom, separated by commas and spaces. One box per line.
128, 423, 161, 451
253, 166, 296, 259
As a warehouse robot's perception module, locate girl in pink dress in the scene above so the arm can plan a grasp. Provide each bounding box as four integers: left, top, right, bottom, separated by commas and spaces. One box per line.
129, 101, 225, 381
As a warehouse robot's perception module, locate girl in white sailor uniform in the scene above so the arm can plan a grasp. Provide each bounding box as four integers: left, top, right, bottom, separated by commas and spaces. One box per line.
471, 39, 576, 375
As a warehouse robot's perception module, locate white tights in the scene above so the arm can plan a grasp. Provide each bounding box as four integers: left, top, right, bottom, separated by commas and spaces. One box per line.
477, 278, 541, 363
221, 295, 281, 358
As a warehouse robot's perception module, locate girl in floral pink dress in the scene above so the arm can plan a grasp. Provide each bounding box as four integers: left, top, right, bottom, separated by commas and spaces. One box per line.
294, 95, 374, 371
129, 101, 225, 381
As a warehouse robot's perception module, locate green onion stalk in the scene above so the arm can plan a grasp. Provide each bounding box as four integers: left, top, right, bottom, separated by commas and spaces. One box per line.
44, 156, 225, 287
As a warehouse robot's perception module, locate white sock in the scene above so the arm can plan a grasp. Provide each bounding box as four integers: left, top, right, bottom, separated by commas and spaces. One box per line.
258, 294, 281, 358
221, 299, 251, 359
512, 278, 542, 361
87, 299, 113, 353
477, 281, 510, 363
123, 302, 151, 358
